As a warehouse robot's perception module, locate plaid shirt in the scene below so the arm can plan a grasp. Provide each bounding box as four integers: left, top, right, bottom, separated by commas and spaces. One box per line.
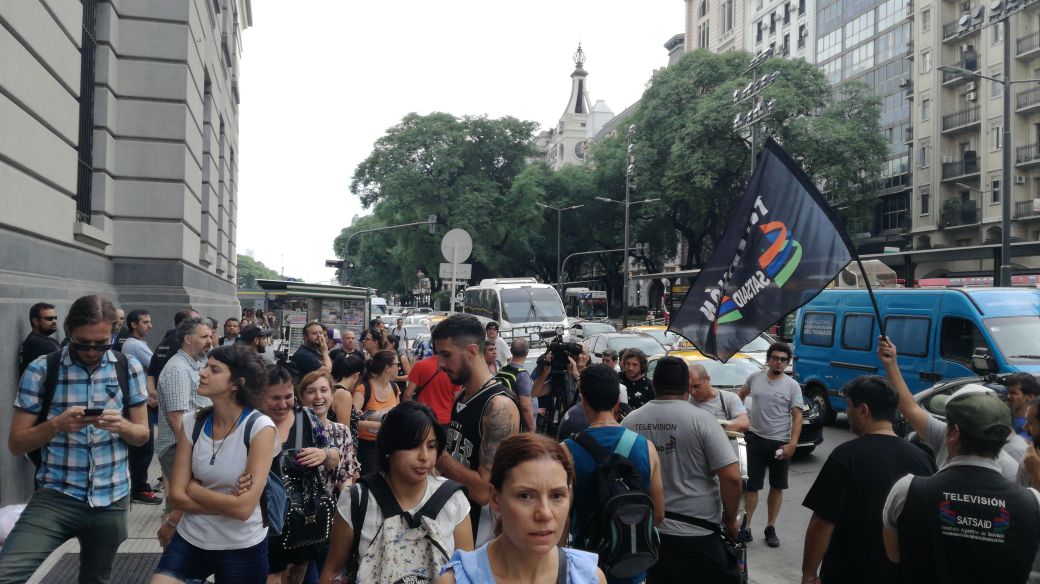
15, 347, 148, 507
156, 350, 208, 456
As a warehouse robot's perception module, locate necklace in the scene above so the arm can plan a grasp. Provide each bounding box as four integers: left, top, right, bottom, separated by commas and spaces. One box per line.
209, 412, 244, 465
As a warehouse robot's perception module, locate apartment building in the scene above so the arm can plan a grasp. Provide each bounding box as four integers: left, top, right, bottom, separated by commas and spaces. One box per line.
749, 0, 817, 62
685, 0, 751, 52
907, 0, 1040, 275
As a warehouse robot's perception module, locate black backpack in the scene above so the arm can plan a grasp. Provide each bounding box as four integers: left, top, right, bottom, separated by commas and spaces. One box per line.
494, 363, 525, 392
573, 430, 660, 579
28, 350, 131, 469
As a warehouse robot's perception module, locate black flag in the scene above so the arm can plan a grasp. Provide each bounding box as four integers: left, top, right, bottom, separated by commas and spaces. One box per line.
670, 140, 854, 362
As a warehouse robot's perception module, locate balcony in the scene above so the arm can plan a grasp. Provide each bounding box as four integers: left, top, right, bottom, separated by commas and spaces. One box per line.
1017, 87, 1040, 113
941, 158, 981, 181
944, 20, 979, 42
1018, 31, 1040, 60
941, 106, 981, 133
940, 204, 981, 229
942, 67, 978, 87
1015, 199, 1040, 219
1017, 143, 1040, 166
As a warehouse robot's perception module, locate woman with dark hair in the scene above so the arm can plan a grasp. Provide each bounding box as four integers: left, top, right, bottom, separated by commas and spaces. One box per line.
353, 350, 401, 473
330, 354, 368, 474
359, 328, 390, 359
151, 345, 277, 584
320, 402, 473, 583
260, 363, 333, 584
438, 434, 605, 584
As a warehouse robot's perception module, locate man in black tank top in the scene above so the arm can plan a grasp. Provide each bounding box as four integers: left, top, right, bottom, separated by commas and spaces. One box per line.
433, 315, 520, 547
881, 389, 1040, 583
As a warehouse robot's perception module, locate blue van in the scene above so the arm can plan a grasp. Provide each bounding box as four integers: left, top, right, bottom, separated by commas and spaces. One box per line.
793, 288, 1040, 424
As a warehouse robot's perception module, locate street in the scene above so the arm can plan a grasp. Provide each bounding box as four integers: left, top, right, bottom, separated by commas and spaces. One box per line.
746, 419, 855, 584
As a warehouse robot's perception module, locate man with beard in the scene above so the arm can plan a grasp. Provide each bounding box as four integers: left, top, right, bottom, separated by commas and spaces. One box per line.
290, 321, 331, 377
19, 302, 60, 376
220, 317, 240, 346
620, 348, 655, 409
801, 376, 935, 584
239, 324, 274, 363
434, 314, 520, 547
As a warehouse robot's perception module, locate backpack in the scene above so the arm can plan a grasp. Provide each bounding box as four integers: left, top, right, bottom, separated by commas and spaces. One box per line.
346, 473, 464, 584
573, 430, 660, 579
191, 408, 287, 536
28, 350, 131, 468
493, 363, 525, 392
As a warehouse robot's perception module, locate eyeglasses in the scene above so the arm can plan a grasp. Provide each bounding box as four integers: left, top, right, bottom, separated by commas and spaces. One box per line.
768, 355, 790, 363
39, 316, 58, 322
70, 341, 112, 353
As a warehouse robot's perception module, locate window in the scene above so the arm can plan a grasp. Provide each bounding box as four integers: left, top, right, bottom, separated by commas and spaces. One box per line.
817, 30, 842, 61
921, 98, 931, 121
881, 192, 909, 230
724, 0, 734, 33
884, 316, 931, 356
843, 42, 875, 76
799, 0, 806, 14
920, 49, 931, 74
877, 0, 906, 31
918, 145, 930, 168
991, 73, 1003, 97
992, 179, 1001, 203
798, 24, 807, 48
757, 21, 765, 42
802, 312, 836, 347
940, 317, 989, 366
992, 123, 1003, 150
842, 314, 875, 350
699, 0, 709, 17
75, 0, 100, 222
921, 8, 930, 31
699, 22, 711, 48
844, 11, 875, 46
920, 187, 931, 215
993, 21, 1004, 44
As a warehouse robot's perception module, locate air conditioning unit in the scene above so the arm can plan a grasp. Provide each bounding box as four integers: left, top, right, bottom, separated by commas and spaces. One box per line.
966, 81, 977, 91
966, 91, 978, 101
1017, 175, 1028, 184
898, 78, 912, 87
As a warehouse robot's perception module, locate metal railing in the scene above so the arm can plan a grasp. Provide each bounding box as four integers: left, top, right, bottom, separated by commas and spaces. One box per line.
1017, 143, 1040, 164
1018, 31, 1040, 56
1015, 200, 1040, 218
1017, 87, 1040, 110
941, 159, 980, 179
943, 19, 960, 40
941, 106, 981, 131
941, 204, 980, 227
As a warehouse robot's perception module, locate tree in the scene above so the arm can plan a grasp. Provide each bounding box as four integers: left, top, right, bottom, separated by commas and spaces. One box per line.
342, 112, 544, 293
236, 255, 282, 289
631, 50, 886, 267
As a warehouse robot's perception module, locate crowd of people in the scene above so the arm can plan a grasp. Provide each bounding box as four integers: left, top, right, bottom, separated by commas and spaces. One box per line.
7, 297, 1040, 583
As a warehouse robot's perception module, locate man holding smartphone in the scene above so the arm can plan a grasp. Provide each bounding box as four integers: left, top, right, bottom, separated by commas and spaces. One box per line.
1, 295, 149, 583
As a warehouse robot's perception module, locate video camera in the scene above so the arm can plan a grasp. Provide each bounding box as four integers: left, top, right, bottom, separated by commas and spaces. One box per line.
536, 328, 583, 398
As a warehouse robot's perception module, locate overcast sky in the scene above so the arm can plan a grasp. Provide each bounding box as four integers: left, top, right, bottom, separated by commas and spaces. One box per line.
236, 1, 685, 284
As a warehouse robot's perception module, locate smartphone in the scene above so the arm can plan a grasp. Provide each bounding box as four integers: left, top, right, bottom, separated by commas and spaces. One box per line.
83, 408, 104, 417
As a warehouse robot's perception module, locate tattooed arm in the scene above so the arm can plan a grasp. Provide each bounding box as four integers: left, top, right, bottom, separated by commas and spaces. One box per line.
478, 395, 520, 475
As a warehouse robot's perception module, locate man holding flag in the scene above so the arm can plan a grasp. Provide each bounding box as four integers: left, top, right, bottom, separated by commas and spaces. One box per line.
670, 139, 880, 547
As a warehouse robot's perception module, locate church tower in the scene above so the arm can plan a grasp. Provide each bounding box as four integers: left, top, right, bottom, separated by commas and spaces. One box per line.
546, 45, 600, 170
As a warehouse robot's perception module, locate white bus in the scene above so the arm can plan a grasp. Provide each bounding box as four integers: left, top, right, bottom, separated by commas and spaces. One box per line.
463, 278, 568, 340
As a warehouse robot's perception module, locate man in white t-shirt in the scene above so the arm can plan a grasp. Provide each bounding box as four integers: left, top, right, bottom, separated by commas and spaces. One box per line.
738, 341, 804, 548
689, 363, 749, 433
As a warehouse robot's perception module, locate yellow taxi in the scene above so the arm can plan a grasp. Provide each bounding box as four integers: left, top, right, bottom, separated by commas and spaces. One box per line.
622, 325, 686, 351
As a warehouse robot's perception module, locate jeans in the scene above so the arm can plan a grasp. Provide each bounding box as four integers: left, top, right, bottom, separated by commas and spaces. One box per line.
0, 489, 129, 584
154, 533, 268, 584
128, 406, 157, 493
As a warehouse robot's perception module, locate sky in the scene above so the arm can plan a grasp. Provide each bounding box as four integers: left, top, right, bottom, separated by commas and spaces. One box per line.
236, 1, 686, 284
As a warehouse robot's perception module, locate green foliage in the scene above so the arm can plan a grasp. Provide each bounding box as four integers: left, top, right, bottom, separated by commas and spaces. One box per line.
236, 255, 282, 289
340, 113, 543, 292
631, 50, 886, 266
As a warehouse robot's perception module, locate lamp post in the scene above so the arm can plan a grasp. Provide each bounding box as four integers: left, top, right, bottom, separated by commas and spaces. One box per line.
938, 62, 1040, 286
327, 215, 439, 285
733, 48, 780, 172
595, 160, 660, 330
536, 202, 583, 292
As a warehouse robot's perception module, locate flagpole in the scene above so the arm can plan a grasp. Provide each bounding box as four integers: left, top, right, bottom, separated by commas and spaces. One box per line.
852, 254, 887, 340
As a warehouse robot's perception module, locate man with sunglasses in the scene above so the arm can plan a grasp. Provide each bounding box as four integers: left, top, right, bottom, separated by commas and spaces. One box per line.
2, 295, 149, 583
18, 302, 60, 376
738, 341, 804, 548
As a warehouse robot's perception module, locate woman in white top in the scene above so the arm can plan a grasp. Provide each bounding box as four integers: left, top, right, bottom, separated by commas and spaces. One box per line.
152, 344, 277, 584
319, 401, 473, 584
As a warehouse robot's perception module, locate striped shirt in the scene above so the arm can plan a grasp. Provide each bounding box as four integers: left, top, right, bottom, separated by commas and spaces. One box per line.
15, 348, 148, 507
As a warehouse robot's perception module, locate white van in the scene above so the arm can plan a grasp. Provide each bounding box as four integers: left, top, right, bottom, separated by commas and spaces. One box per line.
370, 297, 389, 318
463, 278, 568, 340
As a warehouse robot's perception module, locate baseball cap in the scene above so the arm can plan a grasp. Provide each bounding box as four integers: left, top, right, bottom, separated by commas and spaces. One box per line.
941, 385, 1012, 442
652, 356, 689, 392
240, 324, 272, 343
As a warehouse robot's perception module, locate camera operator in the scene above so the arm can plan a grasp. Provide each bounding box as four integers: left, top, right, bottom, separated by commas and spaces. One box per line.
531, 336, 586, 435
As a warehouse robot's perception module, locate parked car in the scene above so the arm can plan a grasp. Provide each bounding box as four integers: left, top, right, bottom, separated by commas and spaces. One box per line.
401, 324, 430, 350
646, 349, 825, 455
896, 374, 1013, 441
623, 325, 685, 351
566, 321, 617, 343
583, 332, 667, 364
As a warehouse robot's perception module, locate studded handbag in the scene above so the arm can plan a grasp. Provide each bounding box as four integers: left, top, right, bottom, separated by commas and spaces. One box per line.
277, 411, 335, 549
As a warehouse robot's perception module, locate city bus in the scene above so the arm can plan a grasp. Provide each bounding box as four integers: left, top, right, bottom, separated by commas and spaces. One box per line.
463, 278, 568, 340
563, 287, 608, 320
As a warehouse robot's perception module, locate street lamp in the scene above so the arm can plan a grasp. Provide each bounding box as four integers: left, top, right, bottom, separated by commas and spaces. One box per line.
535, 202, 584, 292
938, 63, 1040, 286
734, 48, 780, 173
595, 178, 660, 328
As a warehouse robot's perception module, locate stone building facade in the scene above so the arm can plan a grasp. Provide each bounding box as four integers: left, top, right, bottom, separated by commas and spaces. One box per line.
0, 0, 250, 504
